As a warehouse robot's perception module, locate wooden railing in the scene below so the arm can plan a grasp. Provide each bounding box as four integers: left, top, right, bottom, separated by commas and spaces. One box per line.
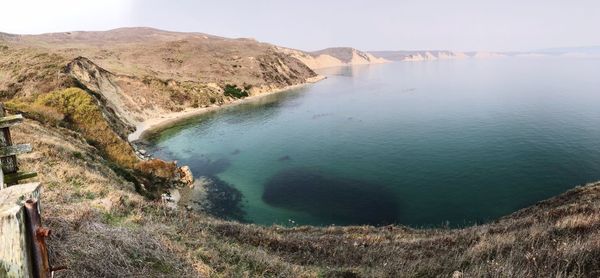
0, 103, 54, 278
0, 104, 37, 187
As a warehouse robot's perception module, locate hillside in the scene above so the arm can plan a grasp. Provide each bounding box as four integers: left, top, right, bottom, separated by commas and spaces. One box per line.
280, 47, 389, 69
0, 27, 319, 135
0, 27, 317, 85
1, 28, 600, 277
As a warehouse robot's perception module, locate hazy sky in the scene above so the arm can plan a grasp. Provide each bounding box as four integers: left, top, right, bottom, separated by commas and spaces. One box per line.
1, 0, 599, 51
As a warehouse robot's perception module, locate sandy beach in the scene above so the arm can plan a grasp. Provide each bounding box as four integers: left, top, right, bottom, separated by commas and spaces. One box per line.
128, 75, 325, 141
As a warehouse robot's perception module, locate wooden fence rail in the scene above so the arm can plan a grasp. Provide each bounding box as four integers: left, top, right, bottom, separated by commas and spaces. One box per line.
0, 103, 54, 278
0, 104, 37, 188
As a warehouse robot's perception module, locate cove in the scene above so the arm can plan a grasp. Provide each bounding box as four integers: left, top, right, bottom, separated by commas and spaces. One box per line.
146, 57, 600, 227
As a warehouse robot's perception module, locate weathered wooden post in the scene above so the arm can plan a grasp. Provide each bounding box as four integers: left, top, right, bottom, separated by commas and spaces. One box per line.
0, 183, 42, 277
0, 103, 51, 278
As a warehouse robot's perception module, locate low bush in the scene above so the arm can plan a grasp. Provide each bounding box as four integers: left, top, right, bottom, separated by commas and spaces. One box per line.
5, 101, 65, 126
223, 84, 249, 98
135, 159, 177, 179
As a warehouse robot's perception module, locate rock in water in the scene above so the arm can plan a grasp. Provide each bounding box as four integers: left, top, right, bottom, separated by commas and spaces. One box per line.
177, 165, 194, 187
277, 155, 291, 162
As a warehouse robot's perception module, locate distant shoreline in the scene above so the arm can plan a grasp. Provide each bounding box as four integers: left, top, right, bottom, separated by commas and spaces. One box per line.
128, 75, 326, 142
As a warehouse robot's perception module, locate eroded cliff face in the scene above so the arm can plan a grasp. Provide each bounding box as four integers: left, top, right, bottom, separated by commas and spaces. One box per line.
64, 56, 221, 131
256, 50, 316, 86
65, 57, 136, 138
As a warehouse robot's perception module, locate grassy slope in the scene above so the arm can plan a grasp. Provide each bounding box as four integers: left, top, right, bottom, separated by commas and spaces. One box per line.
1, 29, 318, 128
7, 87, 138, 168
13, 120, 600, 277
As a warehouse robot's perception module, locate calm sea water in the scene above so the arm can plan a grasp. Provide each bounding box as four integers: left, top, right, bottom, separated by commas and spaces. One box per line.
147, 58, 600, 227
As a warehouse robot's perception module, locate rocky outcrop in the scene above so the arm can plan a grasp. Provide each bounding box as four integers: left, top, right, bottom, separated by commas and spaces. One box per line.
64, 57, 135, 139
177, 165, 194, 187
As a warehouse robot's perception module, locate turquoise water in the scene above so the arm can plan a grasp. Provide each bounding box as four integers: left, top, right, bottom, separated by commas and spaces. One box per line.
147, 58, 600, 227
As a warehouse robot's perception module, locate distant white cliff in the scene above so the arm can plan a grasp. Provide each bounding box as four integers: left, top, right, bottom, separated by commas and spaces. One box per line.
280, 47, 389, 70
370, 50, 507, 61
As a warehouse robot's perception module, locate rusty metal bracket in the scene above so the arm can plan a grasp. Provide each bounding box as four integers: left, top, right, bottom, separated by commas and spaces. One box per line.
24, 199, 52, 278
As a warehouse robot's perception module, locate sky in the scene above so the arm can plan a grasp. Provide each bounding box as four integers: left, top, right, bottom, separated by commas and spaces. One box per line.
1, 0, 599, 52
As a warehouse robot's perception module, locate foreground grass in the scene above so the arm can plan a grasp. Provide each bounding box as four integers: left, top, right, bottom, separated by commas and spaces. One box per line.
13, 120, 600, 277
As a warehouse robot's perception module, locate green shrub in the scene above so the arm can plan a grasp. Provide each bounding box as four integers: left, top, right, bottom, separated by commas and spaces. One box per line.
223, 84, 249, 99
5, 101, 65, 126
72, 151, 84, 160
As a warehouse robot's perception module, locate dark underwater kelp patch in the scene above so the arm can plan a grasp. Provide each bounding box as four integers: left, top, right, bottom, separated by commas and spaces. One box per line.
262, 168, 400, 226
175, 156, 247, 221
277, 155, 291, 162
200, 177, 247, 222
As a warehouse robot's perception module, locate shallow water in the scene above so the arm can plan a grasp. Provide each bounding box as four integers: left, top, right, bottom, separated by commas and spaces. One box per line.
147, 57, 600, 227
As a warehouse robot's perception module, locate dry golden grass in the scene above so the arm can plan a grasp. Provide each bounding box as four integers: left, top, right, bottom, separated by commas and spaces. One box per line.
13, 120, 204, 277
7, 86, 140, 167
555, 214, 600, 231
135, 159, 178, 179
34, 87, 138, 168
3, 28, 316, 87
0, 46, 73, 99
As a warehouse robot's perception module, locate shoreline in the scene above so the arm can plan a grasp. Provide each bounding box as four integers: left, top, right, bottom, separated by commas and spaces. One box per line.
128, 75, 326, 142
